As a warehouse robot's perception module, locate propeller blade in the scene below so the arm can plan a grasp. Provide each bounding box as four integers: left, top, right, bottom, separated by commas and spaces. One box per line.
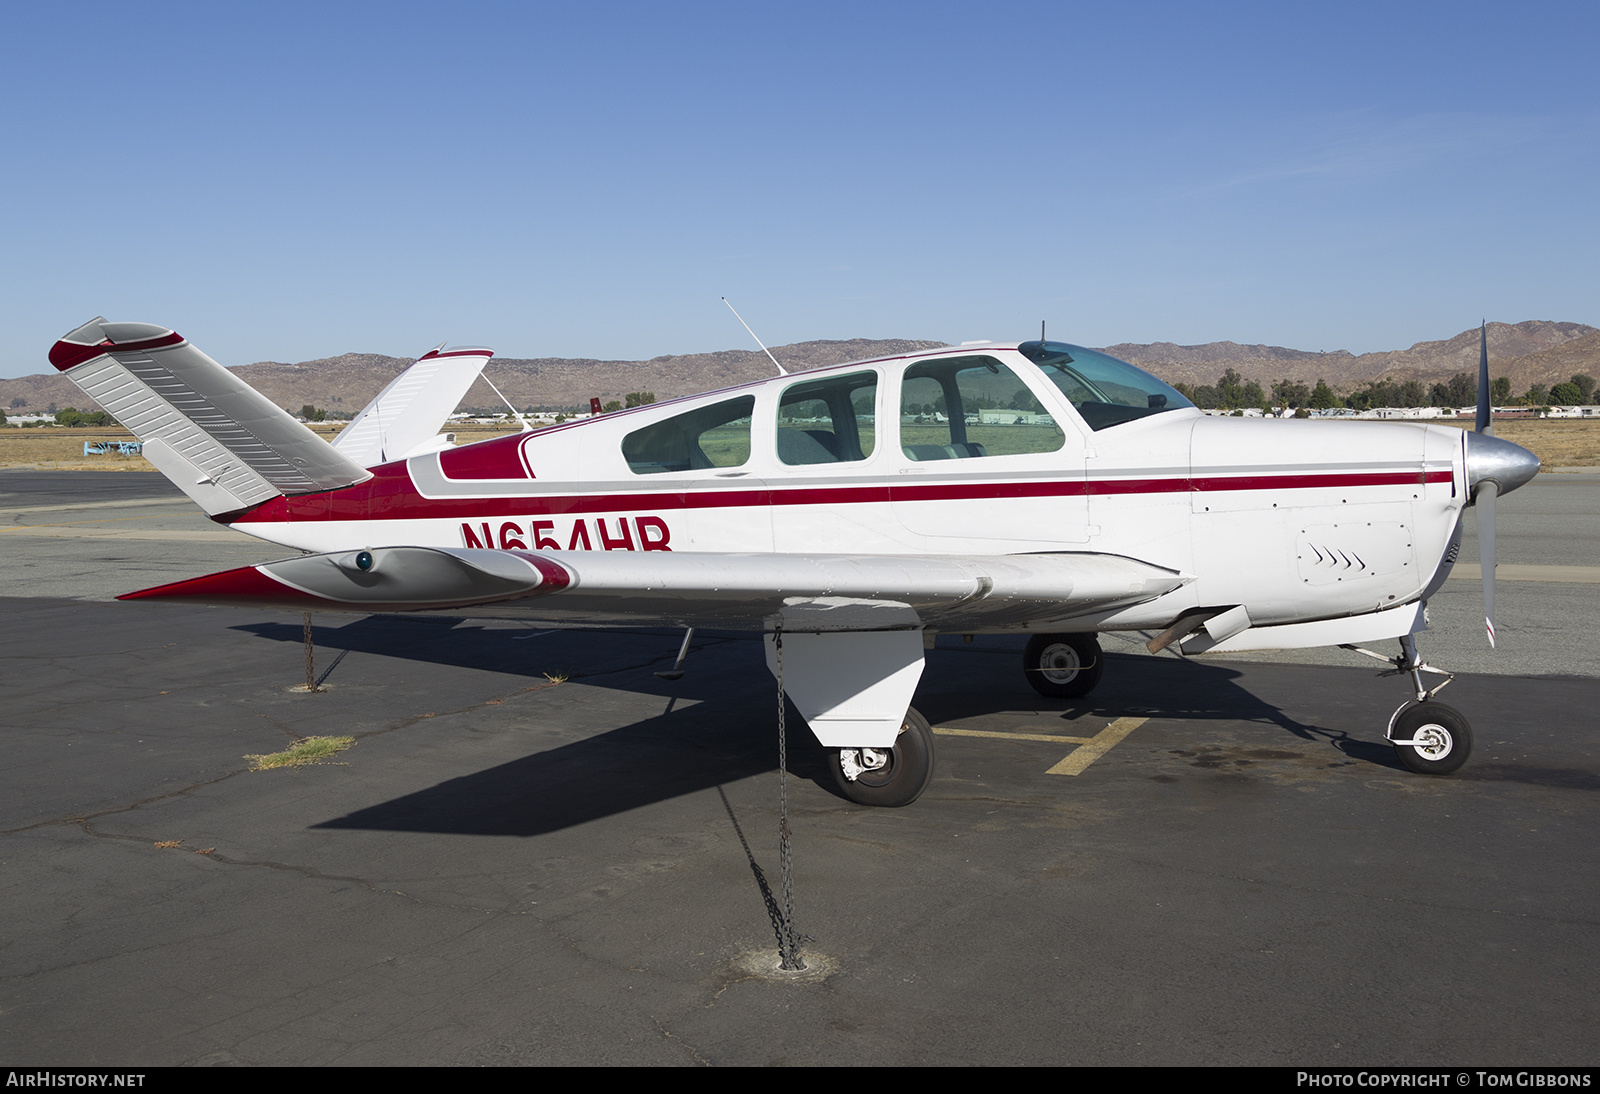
1476, 320, 1494, 436
1479, 479, 1498, 647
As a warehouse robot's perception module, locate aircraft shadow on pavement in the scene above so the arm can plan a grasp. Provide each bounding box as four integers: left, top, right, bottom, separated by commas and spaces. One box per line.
222, 617, 1436, 836
922, 647, 1404, 770
312, 694, 832, 837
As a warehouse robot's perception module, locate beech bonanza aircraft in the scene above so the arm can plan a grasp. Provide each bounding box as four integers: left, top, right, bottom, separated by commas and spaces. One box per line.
50, 318, 1540, 806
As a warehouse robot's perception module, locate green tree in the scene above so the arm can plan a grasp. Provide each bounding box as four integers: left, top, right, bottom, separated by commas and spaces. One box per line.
1215, 368, 1245, 409
1491, 376, 1512, 403
1550, 382, 1582, 405
1309, 379, 1338, 409
1272, 379, 1309, 409
624, 391, 656, 408
1444, 372, 1475, 407
602, 400, 622, 413
1571, 374, 1596, 404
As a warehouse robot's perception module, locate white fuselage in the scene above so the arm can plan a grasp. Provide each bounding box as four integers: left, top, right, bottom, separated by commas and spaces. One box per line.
230, 343, 1467, 636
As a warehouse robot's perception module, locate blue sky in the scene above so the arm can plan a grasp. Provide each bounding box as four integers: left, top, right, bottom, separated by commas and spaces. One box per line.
3, 1, 1596, 376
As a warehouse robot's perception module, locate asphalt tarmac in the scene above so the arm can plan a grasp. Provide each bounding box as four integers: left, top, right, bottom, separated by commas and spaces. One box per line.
3, 470, 1598, 1066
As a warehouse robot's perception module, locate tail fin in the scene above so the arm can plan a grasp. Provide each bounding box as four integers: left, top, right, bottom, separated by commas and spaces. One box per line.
330, 344, 492, 467
50, 318, 372, 516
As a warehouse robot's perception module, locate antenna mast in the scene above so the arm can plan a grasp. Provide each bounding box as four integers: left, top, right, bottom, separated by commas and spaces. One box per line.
481, 371, 532, 433
722, 297, 788, 376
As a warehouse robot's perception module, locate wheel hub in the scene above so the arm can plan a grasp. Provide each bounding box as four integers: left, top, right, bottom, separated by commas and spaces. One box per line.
1039, 644, 1082, 683
1412, 723, 1453, 760
838, 747, 890, 782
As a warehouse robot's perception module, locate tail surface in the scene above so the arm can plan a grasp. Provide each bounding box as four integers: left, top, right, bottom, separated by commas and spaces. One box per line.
50, 318, 373, 516
329, 345, 492, 467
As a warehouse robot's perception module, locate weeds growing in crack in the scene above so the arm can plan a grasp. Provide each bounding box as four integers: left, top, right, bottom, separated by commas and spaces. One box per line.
245, 735, 356, 771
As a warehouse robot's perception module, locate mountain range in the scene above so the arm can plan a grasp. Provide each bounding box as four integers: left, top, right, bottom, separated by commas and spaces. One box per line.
5, 322, 1595, 416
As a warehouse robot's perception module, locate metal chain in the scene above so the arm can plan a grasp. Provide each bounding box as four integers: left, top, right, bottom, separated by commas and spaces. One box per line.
774, 625, 804, 970
302, 612, 317, 692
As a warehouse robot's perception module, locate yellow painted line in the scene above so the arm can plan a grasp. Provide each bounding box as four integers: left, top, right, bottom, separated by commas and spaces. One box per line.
933, 716, 1150, 776
933, 727, 1098, 745
1046, 717, 1148, 776
1449, 563, 1600, 584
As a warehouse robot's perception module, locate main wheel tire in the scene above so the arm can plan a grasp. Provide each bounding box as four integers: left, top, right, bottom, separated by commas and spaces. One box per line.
1023, 633, 1104, 699
1392, 701, 1472, 775
828, 707, 936, 807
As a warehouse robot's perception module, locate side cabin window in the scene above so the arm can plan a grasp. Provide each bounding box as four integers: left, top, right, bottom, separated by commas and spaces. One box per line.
622, 395, 754, 474
899, 355, 1065, 461
776, 372, 878, 465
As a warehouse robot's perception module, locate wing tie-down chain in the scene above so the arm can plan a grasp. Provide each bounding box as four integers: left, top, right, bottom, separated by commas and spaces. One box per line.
774, 625, 806, 971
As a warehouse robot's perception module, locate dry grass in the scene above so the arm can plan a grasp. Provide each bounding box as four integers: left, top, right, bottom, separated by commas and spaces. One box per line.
0, 426, 152, 471
245, 735, 356, 770
0, 421, 526, 472
1428, 419, 1600, 469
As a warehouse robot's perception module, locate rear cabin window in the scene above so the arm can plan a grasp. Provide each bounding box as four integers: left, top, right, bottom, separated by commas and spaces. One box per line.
776, 372, 878, 465
899, 356, 1065, 461
622, 396, 755, 474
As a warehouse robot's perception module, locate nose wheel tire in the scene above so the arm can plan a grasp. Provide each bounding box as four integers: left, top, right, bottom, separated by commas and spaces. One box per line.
829, 707, 936, 807
1390, 701, 1472, 775
1023, 633, 1104, 699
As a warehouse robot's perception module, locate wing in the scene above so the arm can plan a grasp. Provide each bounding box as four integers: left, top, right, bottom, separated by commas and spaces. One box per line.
119, 547, 1190, 631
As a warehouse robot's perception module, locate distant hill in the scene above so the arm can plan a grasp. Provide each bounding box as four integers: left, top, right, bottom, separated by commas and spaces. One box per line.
5, 323, 1597, 415
1104, 321, 1599, 393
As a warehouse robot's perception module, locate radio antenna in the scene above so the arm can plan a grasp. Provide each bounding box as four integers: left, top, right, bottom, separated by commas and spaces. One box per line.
722, 297, 788, 376
481, 371, 532, 433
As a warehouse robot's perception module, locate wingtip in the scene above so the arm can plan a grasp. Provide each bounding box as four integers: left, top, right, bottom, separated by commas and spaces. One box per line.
49, 318, 184, 372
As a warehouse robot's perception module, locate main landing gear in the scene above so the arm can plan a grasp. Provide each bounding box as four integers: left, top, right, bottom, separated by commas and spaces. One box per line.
1022, 633, 1104, 699
1344, 633, 1473, 775
829, 707, 936, 807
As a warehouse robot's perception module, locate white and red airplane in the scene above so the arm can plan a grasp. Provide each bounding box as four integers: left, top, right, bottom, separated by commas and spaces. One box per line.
49, 317, 1540, 806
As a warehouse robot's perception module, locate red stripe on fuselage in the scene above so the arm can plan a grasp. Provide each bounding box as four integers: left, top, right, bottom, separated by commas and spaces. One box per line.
228, 465, 1452, 526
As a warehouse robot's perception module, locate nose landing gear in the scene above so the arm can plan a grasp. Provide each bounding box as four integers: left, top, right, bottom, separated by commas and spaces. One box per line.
1343, 633, 1473, 776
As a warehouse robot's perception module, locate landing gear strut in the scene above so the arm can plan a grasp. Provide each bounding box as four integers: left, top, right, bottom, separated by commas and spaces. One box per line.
829, 707, 936, 807
1022, 633, 1103, 699
1344, 633, 1474, 776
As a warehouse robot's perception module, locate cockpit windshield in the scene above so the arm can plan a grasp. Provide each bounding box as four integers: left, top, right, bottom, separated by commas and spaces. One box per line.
1017, 341, 1193, 431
